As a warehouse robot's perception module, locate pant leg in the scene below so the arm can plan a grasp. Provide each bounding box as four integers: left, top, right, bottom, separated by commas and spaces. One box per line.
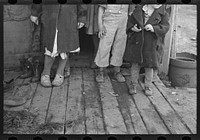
110, 15, 128, 67
144, 67, 153, 87
130, 63, 140, 85
94, 16, 118, 67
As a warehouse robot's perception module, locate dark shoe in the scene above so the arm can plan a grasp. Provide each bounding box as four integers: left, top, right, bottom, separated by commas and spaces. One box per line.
129, 83, 137, 95
114, 71, 125, 82
41, 75, 52, 87
90, 62, 98, 69
96, 71, 104, 83
144, 86, 153, 96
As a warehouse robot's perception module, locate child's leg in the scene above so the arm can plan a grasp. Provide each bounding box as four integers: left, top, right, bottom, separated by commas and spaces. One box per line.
92, 34, 99, 58
130, 63, 140, 85
94, 17, 118, 68
91, 34, 99, 68
56, 54, 69, 76
52, 54, 69, 86
110, 16, 128, 82
144, 67, 153, 96
96, 67, 105, 83
129, 63, 140, 94
153, 68, 159, 81
41, 55, 55, 87
41, 55, 55, 76
64, 58, 70, 77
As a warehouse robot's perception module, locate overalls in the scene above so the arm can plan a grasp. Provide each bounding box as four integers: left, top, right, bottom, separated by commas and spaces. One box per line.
95, 5, 129, 67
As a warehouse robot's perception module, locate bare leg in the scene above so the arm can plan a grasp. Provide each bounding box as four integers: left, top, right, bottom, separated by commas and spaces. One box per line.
91, 34, 99, 68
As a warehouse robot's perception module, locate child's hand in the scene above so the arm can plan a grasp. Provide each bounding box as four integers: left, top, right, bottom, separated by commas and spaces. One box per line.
77, 22, 85, 29
30, 16, 38, 25
98, 25, 107, 38
131, 24, 142, 32
144, 24, 154, 32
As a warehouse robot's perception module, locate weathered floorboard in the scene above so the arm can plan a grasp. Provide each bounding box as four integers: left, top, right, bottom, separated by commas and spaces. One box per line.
110, 73, 148, 134
83, 68, 105, 134
97, 71, 127, 134
65, 68, 85, 134
153, 80, 196, 133
109, 73, 135, 134
29, 84, 52, 124
126, 76, 170, 134
139, 78, 191, 134
46, 78, 69, 134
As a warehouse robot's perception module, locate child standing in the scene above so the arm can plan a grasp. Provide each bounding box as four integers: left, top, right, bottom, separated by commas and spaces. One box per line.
95, 5, 134, 83
31, 5, 86, 87
85, 5, 99, 69
124, 5, 169, 95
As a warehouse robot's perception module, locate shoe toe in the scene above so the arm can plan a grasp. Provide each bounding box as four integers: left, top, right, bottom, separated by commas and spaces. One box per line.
52, 74, 64, 86
41, 75, 51, 87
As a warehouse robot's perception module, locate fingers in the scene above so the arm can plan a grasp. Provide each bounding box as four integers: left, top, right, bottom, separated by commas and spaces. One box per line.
35, 19, 39, 25
30, 16, 38, 25
132, 24, 142, 32
78, 22, 85, 29
144, 24, 153, 32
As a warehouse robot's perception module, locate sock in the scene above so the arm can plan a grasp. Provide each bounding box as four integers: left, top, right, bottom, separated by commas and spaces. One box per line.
41, 55, 54, 76
114, 66, 120, 73
56, 55, 68, 76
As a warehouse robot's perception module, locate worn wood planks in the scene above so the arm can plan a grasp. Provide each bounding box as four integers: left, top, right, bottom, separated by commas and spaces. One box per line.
46, 78, 69, 134
109, 73, 148, 134
138, 78, 191, 134
126, 76, 170, 134
65, 68, 85, 134
29, 84, 52, 124
3, 68, 196, 134
97, 72, 127, 134
82, 68, 105, 134
153, 80, 196, 134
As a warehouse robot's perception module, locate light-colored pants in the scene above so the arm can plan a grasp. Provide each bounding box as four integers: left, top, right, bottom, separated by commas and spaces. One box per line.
95, 13, 128, 67
130, 63, 153, 87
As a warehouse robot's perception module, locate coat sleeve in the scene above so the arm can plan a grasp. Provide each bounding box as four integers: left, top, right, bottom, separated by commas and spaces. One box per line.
77, 5, 87, 24
152, 11, 170, 38
128, 4, 136, 15
126, 14, 137, 34
31, 4, 42, 17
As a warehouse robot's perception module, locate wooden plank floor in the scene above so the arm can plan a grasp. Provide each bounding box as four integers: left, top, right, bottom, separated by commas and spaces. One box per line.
4, 68, 196, 134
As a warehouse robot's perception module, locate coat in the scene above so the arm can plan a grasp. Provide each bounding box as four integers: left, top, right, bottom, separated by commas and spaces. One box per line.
85, 4, 136, 35
85, 5, 99, 35
31, 4, 87, 53
123, 5, 170, 69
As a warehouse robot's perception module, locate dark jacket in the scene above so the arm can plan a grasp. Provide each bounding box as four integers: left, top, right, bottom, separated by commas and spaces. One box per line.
31, 4, 87, 53
123, 5, 170, 68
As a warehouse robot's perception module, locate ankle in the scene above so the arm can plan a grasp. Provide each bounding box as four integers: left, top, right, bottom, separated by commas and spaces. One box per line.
114, 66, 120, 73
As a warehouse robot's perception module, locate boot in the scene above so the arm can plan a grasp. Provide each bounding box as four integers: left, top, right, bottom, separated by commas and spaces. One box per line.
129, 82, 137, 95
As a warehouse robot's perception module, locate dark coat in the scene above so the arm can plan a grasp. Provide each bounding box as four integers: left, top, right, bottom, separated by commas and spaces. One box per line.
85, 5, 99, 35
123, 5, 170, 69
31, 5, 87, 53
